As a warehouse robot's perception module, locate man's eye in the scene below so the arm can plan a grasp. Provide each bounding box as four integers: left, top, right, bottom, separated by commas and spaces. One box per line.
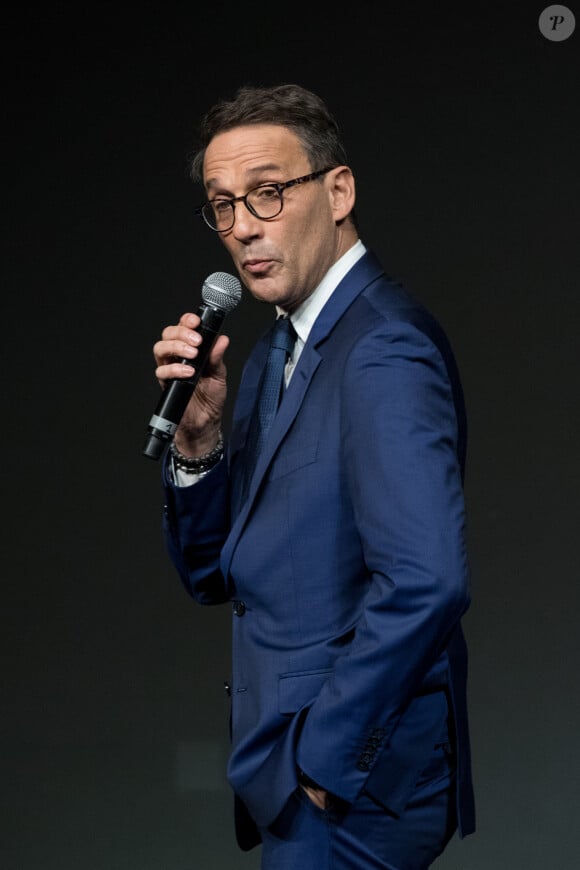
253, 186, 279, 201
212, 199, 232, 213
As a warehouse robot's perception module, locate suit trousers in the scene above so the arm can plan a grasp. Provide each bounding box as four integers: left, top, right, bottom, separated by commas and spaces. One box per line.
258, 742, 457, 870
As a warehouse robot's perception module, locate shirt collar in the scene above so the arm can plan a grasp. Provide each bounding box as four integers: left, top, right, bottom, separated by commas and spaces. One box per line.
276, 239, 366, 345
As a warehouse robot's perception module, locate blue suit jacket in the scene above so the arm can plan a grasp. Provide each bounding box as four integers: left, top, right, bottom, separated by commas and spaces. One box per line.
162, 250, 475, 848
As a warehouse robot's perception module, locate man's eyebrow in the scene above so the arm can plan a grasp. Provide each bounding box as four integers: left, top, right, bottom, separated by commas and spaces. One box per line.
245, 163, 284, 180
205, 163, 285, 193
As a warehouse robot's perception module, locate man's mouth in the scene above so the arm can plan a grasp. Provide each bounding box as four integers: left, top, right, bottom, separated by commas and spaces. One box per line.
243, 259, 273, 275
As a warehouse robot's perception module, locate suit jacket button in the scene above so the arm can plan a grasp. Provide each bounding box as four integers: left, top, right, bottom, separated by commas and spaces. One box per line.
233, 600, 246, 617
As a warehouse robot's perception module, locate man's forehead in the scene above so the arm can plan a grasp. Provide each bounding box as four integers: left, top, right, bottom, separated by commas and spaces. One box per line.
203, 124, 306, 185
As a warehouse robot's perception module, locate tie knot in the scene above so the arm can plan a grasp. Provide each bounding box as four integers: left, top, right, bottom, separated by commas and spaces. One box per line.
270, 316, 296, 355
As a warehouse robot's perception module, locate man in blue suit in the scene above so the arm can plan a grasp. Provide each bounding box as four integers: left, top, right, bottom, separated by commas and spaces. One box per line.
153, 83, 475, 868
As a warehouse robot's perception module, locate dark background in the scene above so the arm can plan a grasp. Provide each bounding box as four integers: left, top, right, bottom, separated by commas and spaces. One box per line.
3, 3, 579, 868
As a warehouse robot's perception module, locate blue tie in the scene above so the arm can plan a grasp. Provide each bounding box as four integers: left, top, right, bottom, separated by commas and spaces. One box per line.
243, 315, 296, 498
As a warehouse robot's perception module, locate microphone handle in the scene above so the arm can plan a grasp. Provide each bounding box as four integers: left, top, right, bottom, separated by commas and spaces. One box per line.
142, 303, 226, 460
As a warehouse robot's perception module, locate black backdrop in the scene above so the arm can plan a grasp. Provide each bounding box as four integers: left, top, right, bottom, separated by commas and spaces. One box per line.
4, 3, 579, 868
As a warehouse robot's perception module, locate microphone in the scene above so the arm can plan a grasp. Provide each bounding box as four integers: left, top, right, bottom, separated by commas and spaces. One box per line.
142, 271, 242, 460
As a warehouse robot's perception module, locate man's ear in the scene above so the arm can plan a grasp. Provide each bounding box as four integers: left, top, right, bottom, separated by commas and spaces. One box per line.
328, 166, 356, 222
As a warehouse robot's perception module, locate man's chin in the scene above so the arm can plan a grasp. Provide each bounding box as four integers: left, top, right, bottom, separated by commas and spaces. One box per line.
243, 277, 285, 306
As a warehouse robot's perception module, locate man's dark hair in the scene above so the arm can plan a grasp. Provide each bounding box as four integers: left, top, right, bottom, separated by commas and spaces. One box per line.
189, 83, 350, 182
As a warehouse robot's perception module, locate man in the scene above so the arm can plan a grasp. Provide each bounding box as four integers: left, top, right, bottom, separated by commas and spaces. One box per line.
153, 83, 475, 869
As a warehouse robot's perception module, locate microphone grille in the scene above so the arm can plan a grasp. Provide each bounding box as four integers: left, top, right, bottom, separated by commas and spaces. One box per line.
202, 272, 243, 312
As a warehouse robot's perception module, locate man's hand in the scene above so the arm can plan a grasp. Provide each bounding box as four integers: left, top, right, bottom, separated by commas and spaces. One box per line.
153, 311, 230, 456
300, 782, 329, 810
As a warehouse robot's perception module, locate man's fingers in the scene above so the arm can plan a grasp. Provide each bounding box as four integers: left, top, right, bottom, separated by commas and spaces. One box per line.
209, 334, 230, 365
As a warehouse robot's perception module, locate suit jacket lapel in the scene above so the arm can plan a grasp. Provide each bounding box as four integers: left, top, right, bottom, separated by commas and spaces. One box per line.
221, 250, 386, 580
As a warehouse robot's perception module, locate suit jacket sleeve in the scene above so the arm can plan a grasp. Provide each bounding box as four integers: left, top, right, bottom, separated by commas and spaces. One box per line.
296, 318, 470, 804
162, 455, 231, 605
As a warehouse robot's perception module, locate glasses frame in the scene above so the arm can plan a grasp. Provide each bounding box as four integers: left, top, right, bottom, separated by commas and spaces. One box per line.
195, 167, 335, 232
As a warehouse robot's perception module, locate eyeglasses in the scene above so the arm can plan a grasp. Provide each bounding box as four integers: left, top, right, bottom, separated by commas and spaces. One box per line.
196, 167, 334, 232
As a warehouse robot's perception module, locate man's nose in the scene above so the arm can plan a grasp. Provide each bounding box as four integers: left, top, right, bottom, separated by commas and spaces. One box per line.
232, 204, 263, 240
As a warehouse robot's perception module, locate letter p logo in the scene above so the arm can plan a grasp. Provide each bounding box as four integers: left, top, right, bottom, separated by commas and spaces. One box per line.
539, 5, 576, 41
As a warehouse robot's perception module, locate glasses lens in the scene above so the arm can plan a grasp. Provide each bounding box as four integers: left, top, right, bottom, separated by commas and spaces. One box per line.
203, 200, 234, 231
247, 185, 283, 219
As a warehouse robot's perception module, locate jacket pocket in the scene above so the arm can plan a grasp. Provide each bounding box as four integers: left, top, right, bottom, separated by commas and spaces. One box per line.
278, 668, 333, 714
268, 442, 318, 481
